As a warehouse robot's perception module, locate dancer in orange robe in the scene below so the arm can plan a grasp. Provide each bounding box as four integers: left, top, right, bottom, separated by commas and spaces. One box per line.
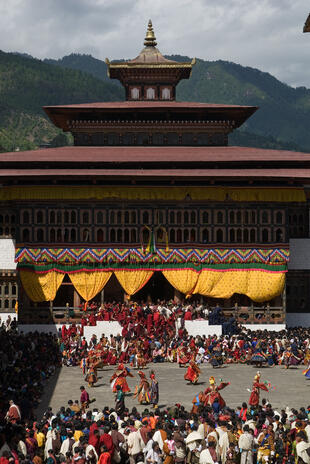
134, 371, 151, 404
110, 364, 133, 393
177, 344, 190, 367
184, 360, 201, 384
204, 376, 230, 409
86, 364, 97, 387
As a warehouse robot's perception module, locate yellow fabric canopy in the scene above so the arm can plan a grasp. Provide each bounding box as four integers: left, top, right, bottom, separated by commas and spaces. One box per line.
114, 270, 154, 296
69, 271, 111, 301
20, 270, 64, 302
192, 269, 285, 303
163, 270, 198, 295
19, 269, 285, 303
0, 185, 306, 202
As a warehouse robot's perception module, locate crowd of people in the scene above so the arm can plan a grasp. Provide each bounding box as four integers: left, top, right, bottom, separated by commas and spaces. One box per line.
0, 317, 60, 424
4, 304, 310, 464
60, 301, 310, 372
76, 301, 235, 337
3, 363, 310, 464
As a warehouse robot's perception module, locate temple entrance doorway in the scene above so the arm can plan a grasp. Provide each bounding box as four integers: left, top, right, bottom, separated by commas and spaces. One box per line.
53, 274, 74, 308
133, 271, 174, 303
103, 274, 125, 302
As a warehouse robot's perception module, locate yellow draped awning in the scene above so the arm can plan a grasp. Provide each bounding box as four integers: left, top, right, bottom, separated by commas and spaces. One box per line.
0, 186, 305, 202
20, 270, 64, 302
19, 269, 285, 303
192, 269, 285, 303
162, 269, 199, 295
69, 271, 111, 302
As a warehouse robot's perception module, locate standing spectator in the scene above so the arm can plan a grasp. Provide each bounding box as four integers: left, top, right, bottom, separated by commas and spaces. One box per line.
5, 400, 21, 424
146, 441, 163, 464
238, 425, 254, 464
98, 444, 111, 464
80, 386, 89, 412
127, 428, 144, 464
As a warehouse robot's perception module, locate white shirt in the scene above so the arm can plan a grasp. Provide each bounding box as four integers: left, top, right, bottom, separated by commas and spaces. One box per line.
60, 437, 74, 456
146, 448, 162, 464
86, 444, 98, 462
17, 440, 27, 458
152, 431, 165, 452
200, 448, 216, 464
128, 431, 144, 455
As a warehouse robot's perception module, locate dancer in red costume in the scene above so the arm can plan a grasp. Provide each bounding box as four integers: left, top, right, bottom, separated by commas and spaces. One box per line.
204, 376, 230, 409
177, 344, 190, 367
248, 371, 268, 407
85, 364, 97, 388
184, 359, 201, 384
134, 371, 151, 405
110, 363, 133, 393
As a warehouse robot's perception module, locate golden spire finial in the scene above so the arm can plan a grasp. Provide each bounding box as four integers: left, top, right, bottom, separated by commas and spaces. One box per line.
144, 19, 157, 47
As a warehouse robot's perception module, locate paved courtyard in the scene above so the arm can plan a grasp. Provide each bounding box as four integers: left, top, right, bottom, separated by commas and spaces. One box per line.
37, 363, 310, 418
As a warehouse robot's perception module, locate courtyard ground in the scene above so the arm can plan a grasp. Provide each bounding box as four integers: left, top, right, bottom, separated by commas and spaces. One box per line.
36, 363, 310, 417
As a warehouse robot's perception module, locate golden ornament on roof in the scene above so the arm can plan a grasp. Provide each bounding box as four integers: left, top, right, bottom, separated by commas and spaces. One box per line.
144, 19, 157, 47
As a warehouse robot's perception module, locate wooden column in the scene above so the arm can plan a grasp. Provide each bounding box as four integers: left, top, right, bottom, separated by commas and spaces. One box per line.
49, 301, 53, 323
174, 289, 183, 303
73, 289, 80, 309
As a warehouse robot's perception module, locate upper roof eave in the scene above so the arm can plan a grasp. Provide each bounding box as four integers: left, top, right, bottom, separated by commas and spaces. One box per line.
0, 145, 309, 163
107, 62, 194, 69
43, 101, 258, 110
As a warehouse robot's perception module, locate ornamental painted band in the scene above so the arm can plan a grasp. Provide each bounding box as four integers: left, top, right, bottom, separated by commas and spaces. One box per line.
15, 247, 290, 265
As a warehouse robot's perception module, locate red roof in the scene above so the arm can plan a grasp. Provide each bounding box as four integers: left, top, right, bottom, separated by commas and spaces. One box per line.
0, 145, 309, 163
0, 168, 309, 179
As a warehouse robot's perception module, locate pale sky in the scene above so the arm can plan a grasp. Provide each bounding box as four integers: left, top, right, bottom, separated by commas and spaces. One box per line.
0, 0, 309, 87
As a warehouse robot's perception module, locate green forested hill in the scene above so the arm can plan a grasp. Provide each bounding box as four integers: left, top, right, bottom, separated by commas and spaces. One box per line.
1, 50, 310, 152
45, 53, 113, 83
0, 51, 123, 151
176, 58, 310, 151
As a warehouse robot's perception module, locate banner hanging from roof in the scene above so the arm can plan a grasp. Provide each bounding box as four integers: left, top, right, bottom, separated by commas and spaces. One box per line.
19, 268, 286, 303
16, 247, 288, 301
15, 247, 289, 266
0, 186, 306, 202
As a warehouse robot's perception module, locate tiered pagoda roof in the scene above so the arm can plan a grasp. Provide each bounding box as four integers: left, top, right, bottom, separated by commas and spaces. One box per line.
0, 19, 309, 184
106, 20, 194, 88
44, 101, 257, 133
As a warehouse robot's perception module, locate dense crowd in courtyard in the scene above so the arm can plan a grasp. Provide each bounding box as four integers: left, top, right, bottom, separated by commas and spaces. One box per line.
4, 307, 310, 464
60, 301, 307, 370
76, 301, 241, 332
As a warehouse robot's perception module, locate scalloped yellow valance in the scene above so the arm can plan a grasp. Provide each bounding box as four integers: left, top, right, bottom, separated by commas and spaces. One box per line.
0, 186, 306, 202
19, 268, 285, 303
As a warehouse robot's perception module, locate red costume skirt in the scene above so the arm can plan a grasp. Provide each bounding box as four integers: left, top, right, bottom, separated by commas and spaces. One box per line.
184, 366, 199, 383
113, 376, 131, 393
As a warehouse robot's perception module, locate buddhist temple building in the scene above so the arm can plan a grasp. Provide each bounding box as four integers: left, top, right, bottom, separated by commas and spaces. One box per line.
0, 20, 310, 327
